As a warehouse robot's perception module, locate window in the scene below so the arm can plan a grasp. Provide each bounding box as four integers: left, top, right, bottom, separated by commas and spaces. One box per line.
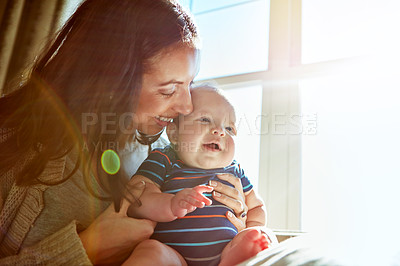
300, 0, 400, 235
186, 0, 400, 239
302, 0, 400, 63
182, 0, 270, 79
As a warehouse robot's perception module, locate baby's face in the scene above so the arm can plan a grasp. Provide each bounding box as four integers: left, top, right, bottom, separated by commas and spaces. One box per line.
170, 89, 236, 169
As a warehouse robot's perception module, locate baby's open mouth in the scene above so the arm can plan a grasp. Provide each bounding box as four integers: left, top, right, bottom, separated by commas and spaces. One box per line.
203, 143, 221, 151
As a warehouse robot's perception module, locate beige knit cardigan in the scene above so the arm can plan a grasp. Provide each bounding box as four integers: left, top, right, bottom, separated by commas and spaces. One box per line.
0, 128, 99, 265
0, 127, 166, 265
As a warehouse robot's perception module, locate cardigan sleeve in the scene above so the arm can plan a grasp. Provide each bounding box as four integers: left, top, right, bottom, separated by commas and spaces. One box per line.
0, 221, 92, 265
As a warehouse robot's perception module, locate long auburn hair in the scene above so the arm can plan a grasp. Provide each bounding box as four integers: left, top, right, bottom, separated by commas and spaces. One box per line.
0, 0, 199, 210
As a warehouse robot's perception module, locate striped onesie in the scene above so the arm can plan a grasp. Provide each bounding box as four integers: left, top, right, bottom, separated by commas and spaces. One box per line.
136, 145, 253, 266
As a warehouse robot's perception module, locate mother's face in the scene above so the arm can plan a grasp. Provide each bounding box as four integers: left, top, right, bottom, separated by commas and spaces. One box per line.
134, 45, 199, 135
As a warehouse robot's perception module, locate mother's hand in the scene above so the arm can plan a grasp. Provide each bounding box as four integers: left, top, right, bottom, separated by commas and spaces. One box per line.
79, 183, 156, 265
209, 173, 248, 232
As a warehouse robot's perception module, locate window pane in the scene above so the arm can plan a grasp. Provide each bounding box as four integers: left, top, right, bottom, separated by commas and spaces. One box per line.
300, 67, 400, 260
191, 0, 252, 14
189, 0, 270, 79
179, 0, 192, 10
224, 85, 262, 191
302, 0, 400, 63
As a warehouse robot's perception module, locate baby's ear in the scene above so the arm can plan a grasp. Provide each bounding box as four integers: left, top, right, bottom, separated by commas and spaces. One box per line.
167, 122, 178, 145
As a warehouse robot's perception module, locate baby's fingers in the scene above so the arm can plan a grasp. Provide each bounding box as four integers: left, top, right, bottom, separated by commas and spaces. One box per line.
184, 194, 207, 208
179, 200, 198, 212
192, 185, 213, 206
193, 185, 214, 194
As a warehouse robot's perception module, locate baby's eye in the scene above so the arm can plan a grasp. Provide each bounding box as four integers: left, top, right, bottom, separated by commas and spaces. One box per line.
225, 126, 237, 136
198, 117, 211, 123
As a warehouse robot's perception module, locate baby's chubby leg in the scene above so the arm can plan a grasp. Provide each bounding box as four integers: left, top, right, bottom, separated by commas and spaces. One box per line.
219, 228, 271, 266
122, 239, 187, 266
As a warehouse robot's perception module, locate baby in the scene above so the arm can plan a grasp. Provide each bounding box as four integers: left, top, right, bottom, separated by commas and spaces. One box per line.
127, 85, 272, 265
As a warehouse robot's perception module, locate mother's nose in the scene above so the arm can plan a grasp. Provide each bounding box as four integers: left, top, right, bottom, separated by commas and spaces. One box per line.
172, 89, 193, 115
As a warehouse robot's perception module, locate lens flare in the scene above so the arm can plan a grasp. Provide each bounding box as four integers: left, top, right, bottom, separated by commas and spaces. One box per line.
101, 149, 120, 175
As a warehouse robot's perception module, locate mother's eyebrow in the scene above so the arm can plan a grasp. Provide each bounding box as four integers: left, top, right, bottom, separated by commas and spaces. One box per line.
158, 79, 184, 86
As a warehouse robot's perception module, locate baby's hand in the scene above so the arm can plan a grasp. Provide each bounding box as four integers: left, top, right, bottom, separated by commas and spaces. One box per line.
171, 185, 213, 218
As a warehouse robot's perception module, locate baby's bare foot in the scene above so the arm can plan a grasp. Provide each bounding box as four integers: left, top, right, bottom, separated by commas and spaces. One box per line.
219, 228, 270, 266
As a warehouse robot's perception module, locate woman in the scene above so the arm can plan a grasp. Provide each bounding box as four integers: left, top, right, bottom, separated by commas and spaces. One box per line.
0, 0, 249, 264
